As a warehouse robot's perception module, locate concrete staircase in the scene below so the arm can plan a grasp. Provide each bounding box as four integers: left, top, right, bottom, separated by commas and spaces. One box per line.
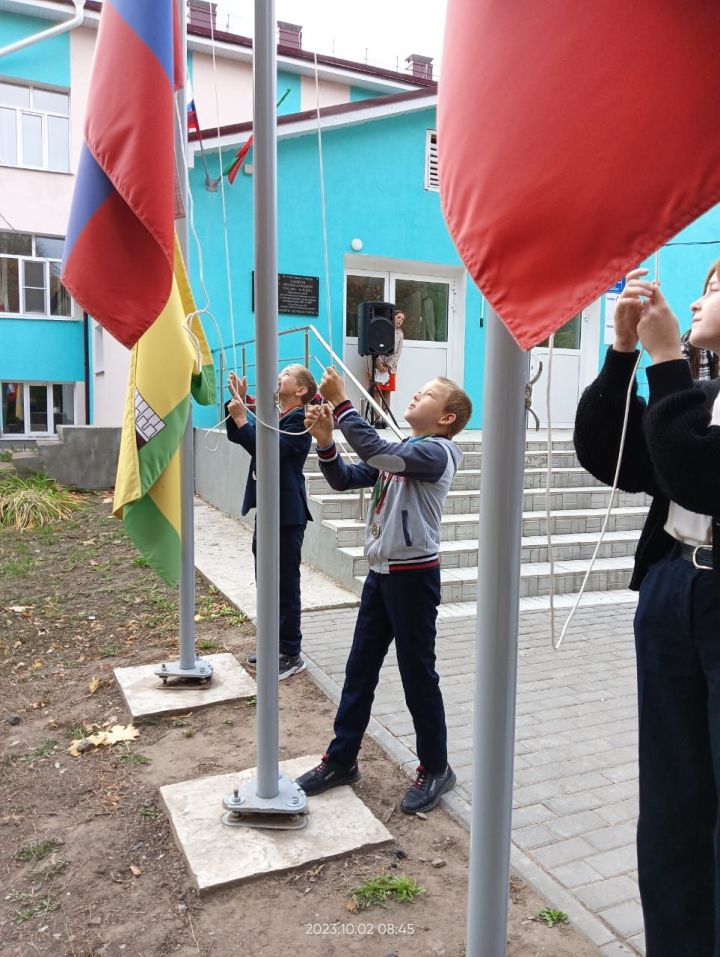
301, 431, 648, 614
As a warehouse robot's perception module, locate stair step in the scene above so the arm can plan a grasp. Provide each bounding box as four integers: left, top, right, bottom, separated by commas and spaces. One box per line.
306, 466, 605, 495
314, 486, 649, 520
304, 448, 582, 473
323, 505, 649, 547
436, 589, 638, 619
353, 555, 636, 602
343, 529, 641, 576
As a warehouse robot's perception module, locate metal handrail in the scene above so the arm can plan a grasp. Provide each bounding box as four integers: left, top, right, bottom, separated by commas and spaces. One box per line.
212, 323, 404, 439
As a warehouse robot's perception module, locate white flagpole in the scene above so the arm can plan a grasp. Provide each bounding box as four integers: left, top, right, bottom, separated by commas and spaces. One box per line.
466, 309, 527, 956
156, 0, 212, 683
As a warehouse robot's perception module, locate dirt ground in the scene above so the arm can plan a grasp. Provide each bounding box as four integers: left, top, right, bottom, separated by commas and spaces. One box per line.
0, 487, 603, 957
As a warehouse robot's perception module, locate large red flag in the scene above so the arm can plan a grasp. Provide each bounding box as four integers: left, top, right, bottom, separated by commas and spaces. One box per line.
439, 1, 720, 350
62, 0, 183, 348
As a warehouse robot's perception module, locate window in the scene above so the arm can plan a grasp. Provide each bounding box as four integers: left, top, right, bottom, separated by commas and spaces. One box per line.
1, 381, 74, 436
424, 130, 439, 192
0, 231, 72, 318
538, 313, 582, 350
0, 81, 69, 171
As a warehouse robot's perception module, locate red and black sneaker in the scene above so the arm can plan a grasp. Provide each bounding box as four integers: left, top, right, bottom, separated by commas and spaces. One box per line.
296, 754, 360, 796
400, 764, 456, 814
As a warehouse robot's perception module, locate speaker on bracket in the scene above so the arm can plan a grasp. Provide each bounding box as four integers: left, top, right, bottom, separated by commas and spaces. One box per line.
357, 301, 395, 357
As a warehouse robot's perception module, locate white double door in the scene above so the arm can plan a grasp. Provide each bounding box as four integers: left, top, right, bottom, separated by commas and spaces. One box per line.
343, 267, 459, 425
529, 299, 601, 429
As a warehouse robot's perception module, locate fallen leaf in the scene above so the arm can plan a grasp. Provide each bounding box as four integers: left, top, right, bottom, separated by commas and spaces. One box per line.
415, 812, 428, 821
68, 723, 139, 756
105, 724, 139, 744
8, 605, 32, 615
130, 865, 142, 877
88, 676, 101, 695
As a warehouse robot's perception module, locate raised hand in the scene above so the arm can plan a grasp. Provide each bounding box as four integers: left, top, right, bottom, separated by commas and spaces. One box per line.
305, 403, 334, 446
228, 372, 248, 425
318, 367, 347, 406
635, 284, 682, 364
613, 268, 650, 351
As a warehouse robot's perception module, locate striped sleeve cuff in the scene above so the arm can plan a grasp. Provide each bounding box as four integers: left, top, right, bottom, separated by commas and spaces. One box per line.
317, 441, 338, 463
333, 399, 355, 424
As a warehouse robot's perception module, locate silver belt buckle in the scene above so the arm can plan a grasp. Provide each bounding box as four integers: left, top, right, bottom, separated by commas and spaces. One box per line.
692, 544, 713, 570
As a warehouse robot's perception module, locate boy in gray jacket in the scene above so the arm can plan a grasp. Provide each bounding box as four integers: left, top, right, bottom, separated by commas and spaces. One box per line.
297, 368, 471, 814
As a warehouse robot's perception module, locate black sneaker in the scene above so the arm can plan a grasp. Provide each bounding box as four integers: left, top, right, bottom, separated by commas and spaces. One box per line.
278, 654, 306, 680
296, 754, 360, 796
400, 764, 456, 815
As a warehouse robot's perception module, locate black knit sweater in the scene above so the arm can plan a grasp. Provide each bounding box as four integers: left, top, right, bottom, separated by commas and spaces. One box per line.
573, 347, 720, 589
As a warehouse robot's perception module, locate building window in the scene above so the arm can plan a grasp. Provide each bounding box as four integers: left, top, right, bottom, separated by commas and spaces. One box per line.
1, 381, 74, 436
0, 231, 72, 318
0, 81, 70, 172
424, 130, 439, 192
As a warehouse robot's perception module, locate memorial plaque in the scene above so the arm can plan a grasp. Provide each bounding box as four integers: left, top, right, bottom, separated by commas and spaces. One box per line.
251, 272, 319, 317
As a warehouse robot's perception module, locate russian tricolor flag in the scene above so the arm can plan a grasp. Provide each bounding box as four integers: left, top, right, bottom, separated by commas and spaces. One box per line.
62, 0, 184, 349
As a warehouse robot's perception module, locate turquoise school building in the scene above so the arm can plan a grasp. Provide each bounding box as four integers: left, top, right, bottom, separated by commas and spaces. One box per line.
1, 0, 719, 441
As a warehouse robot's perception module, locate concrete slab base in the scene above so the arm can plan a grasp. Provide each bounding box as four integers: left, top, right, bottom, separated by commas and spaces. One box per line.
114, 652, 255, 720
160, 755, 393, 892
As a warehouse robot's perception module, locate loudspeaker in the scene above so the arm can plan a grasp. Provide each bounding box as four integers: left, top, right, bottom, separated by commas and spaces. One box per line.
357, 301, 395, 356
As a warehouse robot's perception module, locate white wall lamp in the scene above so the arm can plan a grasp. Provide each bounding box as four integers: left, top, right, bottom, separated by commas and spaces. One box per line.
350, 238, 363, 251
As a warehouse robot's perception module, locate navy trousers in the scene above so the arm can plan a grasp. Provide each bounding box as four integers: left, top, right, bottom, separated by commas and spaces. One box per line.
252, 524, 305, 658
327, 568, 447, 773
634, 548, 720, 957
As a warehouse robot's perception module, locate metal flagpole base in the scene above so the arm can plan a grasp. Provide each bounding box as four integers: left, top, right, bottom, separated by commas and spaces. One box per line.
154, 659, 214, 684
221, 773, 308, 830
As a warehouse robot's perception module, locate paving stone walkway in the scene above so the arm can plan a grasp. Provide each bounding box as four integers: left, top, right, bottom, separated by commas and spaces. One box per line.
196, 500, 644, 956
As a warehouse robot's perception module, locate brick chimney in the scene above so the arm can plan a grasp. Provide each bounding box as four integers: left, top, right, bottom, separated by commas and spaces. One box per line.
188, 0, 217, 32
405, 53, 433, 81
277, 21, 302, 50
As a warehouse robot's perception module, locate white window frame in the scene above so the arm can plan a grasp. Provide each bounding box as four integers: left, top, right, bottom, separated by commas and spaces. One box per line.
0, 80, 70, 172
0, 381, 76, 437
0, 231, 73, 319
424, 129, 439, 192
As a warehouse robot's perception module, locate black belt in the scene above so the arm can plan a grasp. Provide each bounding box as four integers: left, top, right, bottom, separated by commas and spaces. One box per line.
678, 542, 714, 570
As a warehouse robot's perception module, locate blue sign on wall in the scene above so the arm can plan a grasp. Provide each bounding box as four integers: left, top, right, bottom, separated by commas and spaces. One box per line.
607, 278, 626, 295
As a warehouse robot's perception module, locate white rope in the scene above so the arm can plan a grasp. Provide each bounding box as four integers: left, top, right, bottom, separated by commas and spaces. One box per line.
543, 334, 557, 646
552, 347, 644, 650
313, 53, 334, 360
208, 13, 239, 378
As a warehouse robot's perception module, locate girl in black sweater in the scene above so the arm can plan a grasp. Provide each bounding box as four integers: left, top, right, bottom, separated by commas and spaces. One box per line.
574, 262, 720, 957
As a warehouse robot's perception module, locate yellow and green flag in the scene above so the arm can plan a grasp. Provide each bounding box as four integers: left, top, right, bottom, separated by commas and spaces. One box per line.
113, 237, 216, 585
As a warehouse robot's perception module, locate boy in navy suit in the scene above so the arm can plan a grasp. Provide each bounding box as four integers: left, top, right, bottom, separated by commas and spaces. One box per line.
226, 365, 316, 680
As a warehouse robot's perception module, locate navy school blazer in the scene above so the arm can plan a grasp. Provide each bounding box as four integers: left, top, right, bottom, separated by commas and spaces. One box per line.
224, 402, 312, 527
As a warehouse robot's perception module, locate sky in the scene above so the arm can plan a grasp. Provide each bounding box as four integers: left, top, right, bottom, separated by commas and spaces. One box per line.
217, 0, 448, 76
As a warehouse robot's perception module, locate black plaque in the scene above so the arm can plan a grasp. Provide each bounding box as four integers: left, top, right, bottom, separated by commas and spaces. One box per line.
251, 271, 319, 317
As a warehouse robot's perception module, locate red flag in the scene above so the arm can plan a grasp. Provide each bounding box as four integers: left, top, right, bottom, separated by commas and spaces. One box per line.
439, 0, 720, 350
62, 0, 181, 349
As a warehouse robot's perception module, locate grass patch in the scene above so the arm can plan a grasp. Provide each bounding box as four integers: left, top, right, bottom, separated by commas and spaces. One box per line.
15, 839, 62, 864
1, 554, 35, 578
0, 450, 12, 463
195, 638, 223, 652
28, 739, 58, 760
349, 874, 425, 911
139, 803, 161, 819
7, 890, 59, 924
537, 907, 569, 928
195, 589, 247, 627
0, 474, 83, 530
32, 859, 67, 885
118, 751, 150, 766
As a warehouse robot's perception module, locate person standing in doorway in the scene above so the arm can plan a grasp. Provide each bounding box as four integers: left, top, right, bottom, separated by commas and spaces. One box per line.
368, 309, 405, 426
